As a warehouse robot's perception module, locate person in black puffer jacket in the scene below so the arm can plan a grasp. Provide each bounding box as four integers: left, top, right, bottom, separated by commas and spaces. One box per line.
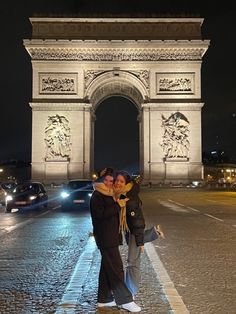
114, 170, 164, 297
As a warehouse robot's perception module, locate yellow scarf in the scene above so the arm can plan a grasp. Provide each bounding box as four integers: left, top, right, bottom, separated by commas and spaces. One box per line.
114, 182, 133, 233
93, 182, 133, 233
93, 182, 114, 197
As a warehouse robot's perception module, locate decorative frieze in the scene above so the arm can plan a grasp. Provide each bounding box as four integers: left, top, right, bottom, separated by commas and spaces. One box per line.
28, 47, 205, 61
156, 72, 194, 94
160, 112, 190, 159
45, 114, 71, 160
130, 70, 149, 89
84, 70, 105, 88
84, 69, 149, 90
39, 73, 77, 94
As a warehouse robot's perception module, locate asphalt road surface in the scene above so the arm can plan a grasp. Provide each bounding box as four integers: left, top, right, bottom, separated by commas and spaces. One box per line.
0, 187, 235, 314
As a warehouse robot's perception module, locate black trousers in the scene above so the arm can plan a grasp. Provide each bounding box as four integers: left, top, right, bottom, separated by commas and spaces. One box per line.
98, 246, 133, 305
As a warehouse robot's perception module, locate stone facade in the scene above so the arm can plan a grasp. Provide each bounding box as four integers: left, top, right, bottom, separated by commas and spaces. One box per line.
24, 17, 209, 183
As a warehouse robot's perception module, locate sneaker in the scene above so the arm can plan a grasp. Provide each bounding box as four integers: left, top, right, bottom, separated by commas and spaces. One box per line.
97, 300, 116, 307
121, 301, 141, 312
155, 224, 165, 239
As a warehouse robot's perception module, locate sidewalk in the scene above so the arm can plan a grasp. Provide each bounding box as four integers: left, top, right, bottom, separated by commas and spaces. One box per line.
57, 238, 172, 314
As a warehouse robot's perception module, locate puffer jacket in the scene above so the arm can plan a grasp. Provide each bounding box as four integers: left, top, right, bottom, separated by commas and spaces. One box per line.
126, 181, 145, 246
90, 189, 122, 249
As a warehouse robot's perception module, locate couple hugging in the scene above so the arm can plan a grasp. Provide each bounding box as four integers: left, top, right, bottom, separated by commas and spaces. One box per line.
90, 168, 164, 312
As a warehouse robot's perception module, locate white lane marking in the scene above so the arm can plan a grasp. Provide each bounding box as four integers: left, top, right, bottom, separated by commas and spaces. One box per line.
159, 200, 189, 213
204, 214, 224, 222
55, 236, 96, 313
0, 205, 60, 236
168, 199, 185, 207
186, 206, 200, 213
145, 242, 189, 314
233, 225, 236, 228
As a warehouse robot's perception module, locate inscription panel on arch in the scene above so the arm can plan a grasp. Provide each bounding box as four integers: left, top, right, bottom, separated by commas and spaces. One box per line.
156, 72, 195, 95
39, 72, 78, 94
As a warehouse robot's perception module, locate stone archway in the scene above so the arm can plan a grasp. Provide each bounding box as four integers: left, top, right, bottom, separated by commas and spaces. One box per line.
24, 17, 209, 183
85, 71, 147, 176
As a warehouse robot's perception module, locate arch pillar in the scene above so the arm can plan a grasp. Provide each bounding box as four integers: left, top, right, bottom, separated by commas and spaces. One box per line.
30, 102, 93, 182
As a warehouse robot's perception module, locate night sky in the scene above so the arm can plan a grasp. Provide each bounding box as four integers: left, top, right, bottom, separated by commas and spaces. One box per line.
1, 1, 236, 171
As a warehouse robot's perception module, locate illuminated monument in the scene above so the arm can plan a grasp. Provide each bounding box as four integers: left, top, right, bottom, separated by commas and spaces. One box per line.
24, 17, 209, 183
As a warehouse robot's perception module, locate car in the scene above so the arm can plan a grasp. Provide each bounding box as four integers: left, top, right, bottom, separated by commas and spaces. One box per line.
0, 182, 17, 205
5, 182, 48, 213
60, 179, 94, 210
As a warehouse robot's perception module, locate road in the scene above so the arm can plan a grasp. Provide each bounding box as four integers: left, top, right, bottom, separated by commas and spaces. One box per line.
0, 187, 235, 314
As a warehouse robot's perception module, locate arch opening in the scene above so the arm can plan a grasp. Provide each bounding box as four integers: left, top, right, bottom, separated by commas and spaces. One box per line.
94, 96, 140, 175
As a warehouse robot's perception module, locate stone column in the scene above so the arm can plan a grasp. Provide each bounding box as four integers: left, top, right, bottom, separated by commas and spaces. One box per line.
67, 103, 92, 180
142, 105, 151, 182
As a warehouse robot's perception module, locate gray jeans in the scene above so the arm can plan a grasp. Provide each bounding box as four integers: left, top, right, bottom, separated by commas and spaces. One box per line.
125, 227, 158, 295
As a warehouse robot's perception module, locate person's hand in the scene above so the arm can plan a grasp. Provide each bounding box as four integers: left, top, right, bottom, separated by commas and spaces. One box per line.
117, 198, 129, 207
140, 245, 145, 253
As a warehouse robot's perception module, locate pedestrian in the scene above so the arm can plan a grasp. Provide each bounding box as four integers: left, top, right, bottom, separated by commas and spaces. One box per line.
90, 168, 141, 312
113, 170, 165, 298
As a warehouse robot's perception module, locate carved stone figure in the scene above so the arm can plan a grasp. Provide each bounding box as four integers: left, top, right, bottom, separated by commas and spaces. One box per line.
160, 112, 190, 159
45, 115, 71, 160
159, 77, 192, 92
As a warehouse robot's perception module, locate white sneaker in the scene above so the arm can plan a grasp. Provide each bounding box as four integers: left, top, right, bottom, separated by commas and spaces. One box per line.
97, 300, 116, 307
121, 301, 141, 312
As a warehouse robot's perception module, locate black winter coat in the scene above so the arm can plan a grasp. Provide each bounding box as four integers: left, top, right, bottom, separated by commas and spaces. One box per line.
90, 190, 122, 249
126, 182, 145, 246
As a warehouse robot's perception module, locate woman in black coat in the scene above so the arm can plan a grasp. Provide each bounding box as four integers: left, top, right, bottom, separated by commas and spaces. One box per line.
114, 171, 164, 297
90, 171, 141, 312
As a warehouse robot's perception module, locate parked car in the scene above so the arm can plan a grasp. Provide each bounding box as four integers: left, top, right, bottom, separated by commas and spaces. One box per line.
60, 179, 94, 210
5, 182, 48, 213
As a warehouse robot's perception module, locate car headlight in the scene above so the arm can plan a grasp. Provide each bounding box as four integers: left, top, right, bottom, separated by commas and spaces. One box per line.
29, 195, 37, 200
6, 195, 13, 201
61, 191, 70, 198
88, 193, 92, 197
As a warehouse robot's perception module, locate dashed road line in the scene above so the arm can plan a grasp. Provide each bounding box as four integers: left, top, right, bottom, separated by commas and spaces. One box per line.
168, 199, 185, 207
145, 242, 189, 314
186, 206, 200, 213
159, 199, 230, 227
159, 200, 189, 213
204, 213, 224, 222
55, 236, 96, 313
233, 225, 236, 228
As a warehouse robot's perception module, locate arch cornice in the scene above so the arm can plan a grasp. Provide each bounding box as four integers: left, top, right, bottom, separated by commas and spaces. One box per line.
85, 70, 149, 109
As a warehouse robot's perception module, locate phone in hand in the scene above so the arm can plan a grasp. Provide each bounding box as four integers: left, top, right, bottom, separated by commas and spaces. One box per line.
119, 194, 126, 199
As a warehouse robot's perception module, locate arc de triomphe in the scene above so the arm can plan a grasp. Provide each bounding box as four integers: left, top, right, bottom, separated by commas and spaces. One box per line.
24, 17, 209, 183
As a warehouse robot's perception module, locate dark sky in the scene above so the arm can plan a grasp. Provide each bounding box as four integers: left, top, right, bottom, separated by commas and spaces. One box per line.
1, 0, 236, 168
